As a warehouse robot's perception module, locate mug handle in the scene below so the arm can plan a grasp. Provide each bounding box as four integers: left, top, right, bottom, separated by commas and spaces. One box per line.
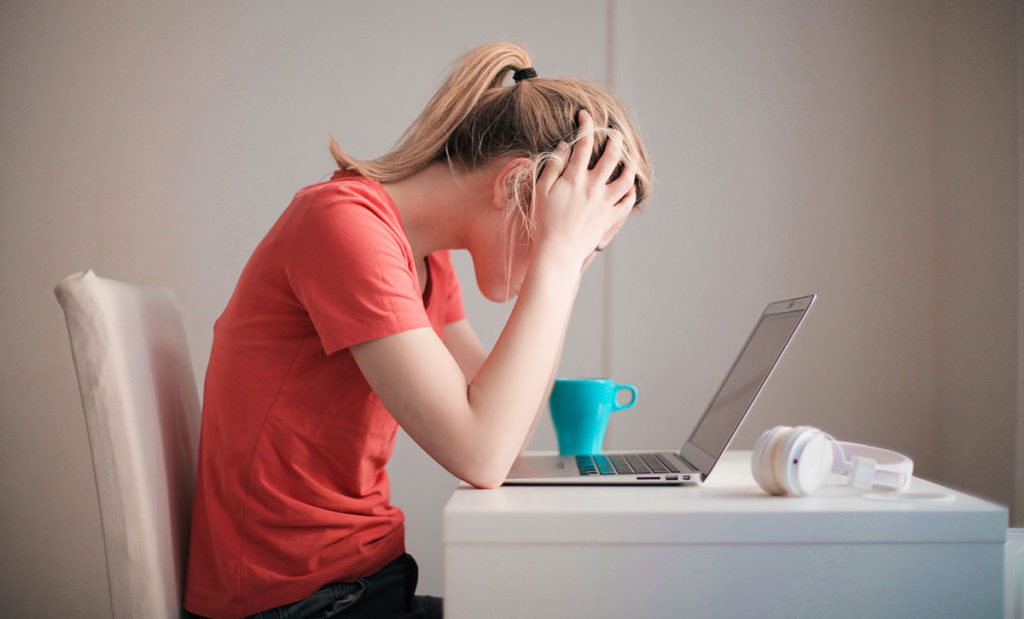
612, 384, 638, 412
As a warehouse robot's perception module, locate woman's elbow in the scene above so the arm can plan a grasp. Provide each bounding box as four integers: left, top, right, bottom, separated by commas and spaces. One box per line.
465, 476, 503, 490
453, 455, 511, 489
429, 423, 520, 488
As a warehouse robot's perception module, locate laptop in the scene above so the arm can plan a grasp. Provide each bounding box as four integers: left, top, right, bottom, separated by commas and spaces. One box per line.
503, 294, 815, 485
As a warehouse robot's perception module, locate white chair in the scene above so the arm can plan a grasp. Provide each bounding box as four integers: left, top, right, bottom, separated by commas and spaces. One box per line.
55, 270, 201, 618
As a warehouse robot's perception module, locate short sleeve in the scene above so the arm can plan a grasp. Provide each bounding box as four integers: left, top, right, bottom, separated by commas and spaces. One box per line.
284, 189, 430, 354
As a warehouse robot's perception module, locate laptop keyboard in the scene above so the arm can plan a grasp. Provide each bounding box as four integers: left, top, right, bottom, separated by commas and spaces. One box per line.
575, 453, 681, 476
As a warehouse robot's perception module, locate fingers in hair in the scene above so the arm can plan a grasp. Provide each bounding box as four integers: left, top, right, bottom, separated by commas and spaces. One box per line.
536, 141, 570, 191
563, 109, 595, 178
591, 131, 624, 184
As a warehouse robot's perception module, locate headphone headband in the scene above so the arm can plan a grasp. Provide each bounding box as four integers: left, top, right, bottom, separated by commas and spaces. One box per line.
833, 441, 914, 491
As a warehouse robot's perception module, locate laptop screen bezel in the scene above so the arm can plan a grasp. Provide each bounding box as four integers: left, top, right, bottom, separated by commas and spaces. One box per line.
678, 295, 815, 480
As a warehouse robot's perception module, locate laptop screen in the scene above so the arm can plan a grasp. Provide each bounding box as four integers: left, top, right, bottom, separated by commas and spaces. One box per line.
680, 296, 813, 478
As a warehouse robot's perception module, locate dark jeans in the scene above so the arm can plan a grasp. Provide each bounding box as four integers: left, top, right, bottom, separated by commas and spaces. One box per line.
189, 553, 442, 619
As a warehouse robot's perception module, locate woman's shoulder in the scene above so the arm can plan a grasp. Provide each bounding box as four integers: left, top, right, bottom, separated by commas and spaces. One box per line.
296, 170, 388, 204
290, 170, 400, 227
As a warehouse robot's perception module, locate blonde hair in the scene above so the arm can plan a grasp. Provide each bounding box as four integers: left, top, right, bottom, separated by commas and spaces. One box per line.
331, 43, 652, 298
329, 42, 652, 211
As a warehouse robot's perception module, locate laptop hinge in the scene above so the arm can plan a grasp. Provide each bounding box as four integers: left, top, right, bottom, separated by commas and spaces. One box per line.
679, 454, 699, 473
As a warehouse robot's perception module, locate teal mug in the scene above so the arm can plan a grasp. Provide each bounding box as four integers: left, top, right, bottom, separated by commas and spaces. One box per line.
549, 378, 638, 456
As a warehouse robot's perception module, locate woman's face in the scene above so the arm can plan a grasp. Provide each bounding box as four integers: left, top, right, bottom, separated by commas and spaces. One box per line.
464, 157, 630, 303
468, 205, 628, 303
469, 208, 533, 303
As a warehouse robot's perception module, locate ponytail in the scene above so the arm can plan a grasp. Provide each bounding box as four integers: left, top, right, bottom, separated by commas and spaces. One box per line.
330, 42, 652, 208
330, 43, 531, 182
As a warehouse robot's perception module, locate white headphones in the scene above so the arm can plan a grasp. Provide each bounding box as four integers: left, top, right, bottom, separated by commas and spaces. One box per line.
751, 426, 914, 496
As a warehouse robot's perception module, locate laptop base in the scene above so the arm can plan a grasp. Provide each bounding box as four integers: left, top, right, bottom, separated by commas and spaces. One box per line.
504, 451, 699, 485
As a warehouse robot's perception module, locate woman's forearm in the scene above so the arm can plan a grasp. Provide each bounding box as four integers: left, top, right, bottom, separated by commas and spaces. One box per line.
465, 248, 582, 484
517, 270, 581, 456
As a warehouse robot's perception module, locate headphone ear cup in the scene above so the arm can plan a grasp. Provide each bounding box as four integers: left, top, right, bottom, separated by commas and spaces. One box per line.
773, 426, 808, 496
785, 429, 833, 496
751, 428, 776, 492
752, 426, 791, 495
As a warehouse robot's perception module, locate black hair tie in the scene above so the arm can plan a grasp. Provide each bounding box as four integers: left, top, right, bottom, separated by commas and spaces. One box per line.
513, 67, 538, 83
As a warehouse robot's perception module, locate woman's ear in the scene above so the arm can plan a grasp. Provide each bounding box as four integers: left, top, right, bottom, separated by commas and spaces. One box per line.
492, 157, 534, 211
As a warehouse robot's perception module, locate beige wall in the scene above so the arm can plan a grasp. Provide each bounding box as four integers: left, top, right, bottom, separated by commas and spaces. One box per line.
609, 0, 944, 474
933, 0, 1018, 514
1018, 0, 1024, 531
0, 1, 1018, 615
605, 0, 1018, 511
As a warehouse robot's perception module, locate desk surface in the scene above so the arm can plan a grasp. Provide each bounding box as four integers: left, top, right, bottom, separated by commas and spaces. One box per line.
444, 450, 1007, 545
444, 451, 1007, 619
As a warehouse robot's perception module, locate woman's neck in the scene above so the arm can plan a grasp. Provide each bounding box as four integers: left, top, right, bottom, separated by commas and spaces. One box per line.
381, 160, 500, 263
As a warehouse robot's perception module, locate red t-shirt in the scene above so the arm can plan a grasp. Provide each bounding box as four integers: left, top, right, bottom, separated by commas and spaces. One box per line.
184, 172, 466, 618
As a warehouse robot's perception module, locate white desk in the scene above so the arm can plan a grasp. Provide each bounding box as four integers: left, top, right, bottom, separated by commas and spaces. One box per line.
444, 451, 1007, 618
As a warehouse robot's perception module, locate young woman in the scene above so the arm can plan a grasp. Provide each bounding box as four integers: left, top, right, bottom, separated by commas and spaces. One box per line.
184, 42, 652, 618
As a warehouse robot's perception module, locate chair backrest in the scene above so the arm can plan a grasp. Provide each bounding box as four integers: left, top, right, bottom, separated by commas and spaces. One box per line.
55, 270, 200, 619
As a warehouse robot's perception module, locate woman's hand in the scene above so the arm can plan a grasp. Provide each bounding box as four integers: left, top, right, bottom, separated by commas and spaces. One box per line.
533, 109, 638, 270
